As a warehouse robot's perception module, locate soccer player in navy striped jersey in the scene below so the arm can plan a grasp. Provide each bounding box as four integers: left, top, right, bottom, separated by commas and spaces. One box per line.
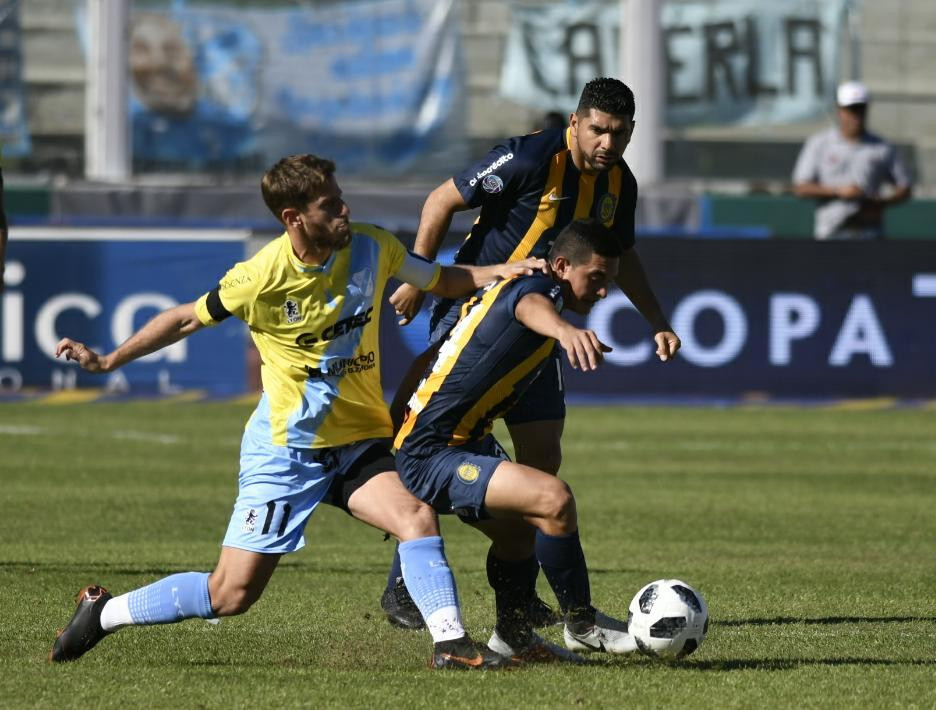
380, 77, 680, 631
49, 154, 545, 670
394, 218, 638, 657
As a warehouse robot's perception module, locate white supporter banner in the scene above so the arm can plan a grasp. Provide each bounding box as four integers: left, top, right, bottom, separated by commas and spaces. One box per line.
500, 0, 847, 126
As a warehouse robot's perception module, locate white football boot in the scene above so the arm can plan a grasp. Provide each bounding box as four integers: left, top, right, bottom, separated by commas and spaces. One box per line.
563, 609, 638, 654
488, 628, 586, 664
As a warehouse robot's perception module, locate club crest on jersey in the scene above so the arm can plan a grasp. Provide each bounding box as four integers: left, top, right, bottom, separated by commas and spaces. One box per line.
456, 462, 481, 484
549, 284, 564, 311
599, 193, 617, 223
482, 174, 504, 194
243, 508, 258, 533
284, 299, 302, 324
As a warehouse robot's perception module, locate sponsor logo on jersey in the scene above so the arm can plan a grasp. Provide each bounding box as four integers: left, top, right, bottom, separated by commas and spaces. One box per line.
481, 174, 504, 194
283, 299, 302, 324
220, 274, 251, 290
456, 462, 481, 484
305, 351, 377, 378
546, 191, 570, 202
243, 508, 258, 533
599, 193, 617, 223
295, 307, 374, 347
468, 152, 514, 187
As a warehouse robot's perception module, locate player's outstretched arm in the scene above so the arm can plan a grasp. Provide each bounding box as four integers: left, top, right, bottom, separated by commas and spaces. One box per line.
390, 179, 468, 325
615, 248, 680, 362
429, 258, 547, 299
55, 301, 205, 373
514, 293, 611, 371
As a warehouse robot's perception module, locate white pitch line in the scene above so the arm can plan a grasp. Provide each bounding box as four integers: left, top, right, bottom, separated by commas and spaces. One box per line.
0, 425, 43, 436
112, 430, 182, 445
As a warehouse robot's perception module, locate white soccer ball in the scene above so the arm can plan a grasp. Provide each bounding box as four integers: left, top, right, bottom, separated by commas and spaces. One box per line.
627, 579, 708, 659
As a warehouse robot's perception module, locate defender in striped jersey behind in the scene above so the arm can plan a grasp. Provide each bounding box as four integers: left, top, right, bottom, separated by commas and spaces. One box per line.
381, 78, 680, 632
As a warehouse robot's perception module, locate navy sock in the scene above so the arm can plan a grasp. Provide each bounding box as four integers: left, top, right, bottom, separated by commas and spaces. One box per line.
534, 529, 591, 617
386, 543, 403, 592
486, 548, 538, 644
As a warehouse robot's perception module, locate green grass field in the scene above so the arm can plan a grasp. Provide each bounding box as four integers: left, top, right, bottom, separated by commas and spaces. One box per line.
1, 401, 934, 708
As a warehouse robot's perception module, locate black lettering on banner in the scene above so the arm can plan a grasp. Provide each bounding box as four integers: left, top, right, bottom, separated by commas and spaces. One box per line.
664, 25, 700, 104
562, 22, 602, 96
704, 21, 741, 100
785, 18, 822, 95
522, 20, 559, 96
744, 16, 777, 98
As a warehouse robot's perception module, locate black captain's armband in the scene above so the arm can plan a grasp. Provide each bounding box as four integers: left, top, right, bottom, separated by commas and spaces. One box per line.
206, 287, 232, 322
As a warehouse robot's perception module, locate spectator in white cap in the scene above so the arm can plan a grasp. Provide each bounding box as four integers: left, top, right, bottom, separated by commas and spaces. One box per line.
792, 80, 912, 239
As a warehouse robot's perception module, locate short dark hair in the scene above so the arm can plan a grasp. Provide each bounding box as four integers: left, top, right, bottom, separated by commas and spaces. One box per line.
576, 77, 636, 120
548, 218, 623, 265
261, 154, 336, 222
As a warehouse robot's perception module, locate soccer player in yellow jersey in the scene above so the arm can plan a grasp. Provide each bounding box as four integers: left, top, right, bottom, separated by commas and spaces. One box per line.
49, 154, 544, 670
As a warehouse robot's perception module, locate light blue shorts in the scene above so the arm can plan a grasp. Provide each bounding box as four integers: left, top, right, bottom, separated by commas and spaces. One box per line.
222, 428, 395, 554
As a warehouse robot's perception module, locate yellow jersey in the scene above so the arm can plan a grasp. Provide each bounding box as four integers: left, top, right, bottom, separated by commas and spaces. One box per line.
195, 223, 439, 449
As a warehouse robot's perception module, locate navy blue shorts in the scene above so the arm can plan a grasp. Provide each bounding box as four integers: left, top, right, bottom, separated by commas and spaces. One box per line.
397, 435, 510, 523
428, 297, 566, 425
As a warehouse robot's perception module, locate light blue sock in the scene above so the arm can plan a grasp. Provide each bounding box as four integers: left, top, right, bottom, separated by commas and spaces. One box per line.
126, 572, 215, 625
399, 536, 464, 642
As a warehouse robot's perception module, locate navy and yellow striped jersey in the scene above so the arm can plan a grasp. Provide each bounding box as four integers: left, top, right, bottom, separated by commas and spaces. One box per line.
394, 274, 564, 456
452, 126, 637, 266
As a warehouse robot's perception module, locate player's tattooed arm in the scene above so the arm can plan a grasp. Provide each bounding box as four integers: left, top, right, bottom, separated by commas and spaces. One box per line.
514, 293, 611, 371
55, 302, 205, 373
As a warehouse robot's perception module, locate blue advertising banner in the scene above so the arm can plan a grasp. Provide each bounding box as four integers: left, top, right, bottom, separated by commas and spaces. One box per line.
98, 0, 463, 172
500, 0, 847, 127
0, 1, 31, 156
379, 240, 936, 399
0, 230, 248, 395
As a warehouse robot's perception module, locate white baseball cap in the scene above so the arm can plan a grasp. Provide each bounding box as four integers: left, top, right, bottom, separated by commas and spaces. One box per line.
837, 81, 869, 107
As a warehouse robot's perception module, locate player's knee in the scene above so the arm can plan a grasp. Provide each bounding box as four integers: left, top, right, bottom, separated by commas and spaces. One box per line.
394, 501, 440, 541
540, 480, 576, 532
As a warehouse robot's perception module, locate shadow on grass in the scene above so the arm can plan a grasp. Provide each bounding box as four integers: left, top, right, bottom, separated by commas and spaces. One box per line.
588, 655, 936, 672
717, 616, 936, 627
0, 561, 389, 576
685, 657, 936, 671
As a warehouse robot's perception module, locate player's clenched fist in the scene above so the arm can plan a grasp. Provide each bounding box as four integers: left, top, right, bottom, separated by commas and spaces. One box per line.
55, 338, 108, 373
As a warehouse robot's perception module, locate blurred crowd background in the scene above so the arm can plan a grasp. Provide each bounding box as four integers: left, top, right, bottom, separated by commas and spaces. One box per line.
3, 0, 935, 236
